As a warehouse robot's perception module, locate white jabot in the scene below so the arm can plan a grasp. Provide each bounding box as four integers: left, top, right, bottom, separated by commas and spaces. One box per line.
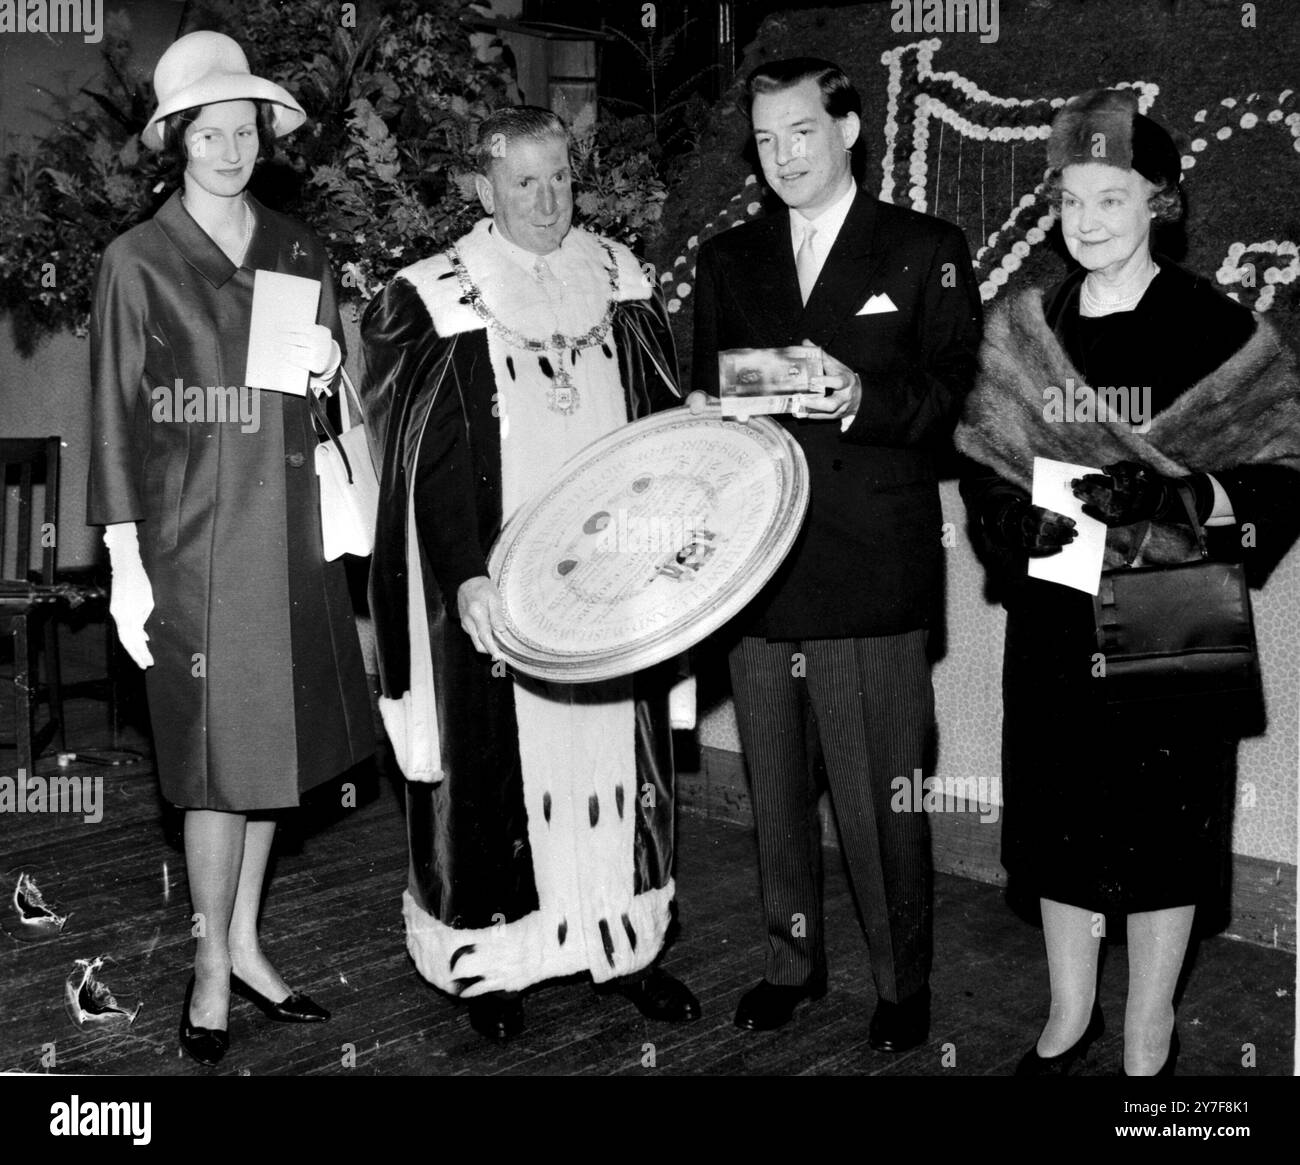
788, 180, 858, 301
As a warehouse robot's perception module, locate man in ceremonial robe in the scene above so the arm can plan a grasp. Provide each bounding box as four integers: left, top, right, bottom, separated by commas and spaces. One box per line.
360, 107, 699, 1041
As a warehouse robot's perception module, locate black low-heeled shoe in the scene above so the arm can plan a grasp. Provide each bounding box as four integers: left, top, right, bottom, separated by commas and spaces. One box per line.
230, 972, 330, 1022
869, 984, 932, 1053
597, 966, 702, 1022
180, 976, 229, 1068
1015, 1000, 1104, 1076
1121, 1028, 1180, 1077
467, 992, 525, 1042
734, 971, 828, 1032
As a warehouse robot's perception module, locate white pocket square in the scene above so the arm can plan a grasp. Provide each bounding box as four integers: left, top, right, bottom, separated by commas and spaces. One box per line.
857, 293, 898, 315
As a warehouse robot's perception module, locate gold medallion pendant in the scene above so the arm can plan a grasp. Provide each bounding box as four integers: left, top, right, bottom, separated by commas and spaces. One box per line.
547, 364, 580, 415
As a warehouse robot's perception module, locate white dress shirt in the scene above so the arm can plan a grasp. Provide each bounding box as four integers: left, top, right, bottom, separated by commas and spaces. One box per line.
788, 180, 860, 429
788, 179, 858, 292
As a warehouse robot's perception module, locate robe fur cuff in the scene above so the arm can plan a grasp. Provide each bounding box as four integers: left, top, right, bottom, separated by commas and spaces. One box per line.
403, 881, 674, 997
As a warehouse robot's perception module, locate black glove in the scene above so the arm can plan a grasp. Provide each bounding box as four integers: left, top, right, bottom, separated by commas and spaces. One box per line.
1070, 460, 1214, 527
986, 495, 1078, 556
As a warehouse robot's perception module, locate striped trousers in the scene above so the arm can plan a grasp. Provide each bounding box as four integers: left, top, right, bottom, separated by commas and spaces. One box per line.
728, 631, 935, 1003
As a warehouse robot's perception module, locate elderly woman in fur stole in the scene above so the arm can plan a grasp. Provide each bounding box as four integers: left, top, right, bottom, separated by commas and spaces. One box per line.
955, 89, 1300, 1077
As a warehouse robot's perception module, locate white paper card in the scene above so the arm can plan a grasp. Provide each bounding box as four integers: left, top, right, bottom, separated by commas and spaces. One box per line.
1026, 456, 1107, 595
244, 270, 322, 396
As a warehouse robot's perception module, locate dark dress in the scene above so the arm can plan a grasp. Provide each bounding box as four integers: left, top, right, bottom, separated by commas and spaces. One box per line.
962, 261, 1298, 919
87, 191, 374, 811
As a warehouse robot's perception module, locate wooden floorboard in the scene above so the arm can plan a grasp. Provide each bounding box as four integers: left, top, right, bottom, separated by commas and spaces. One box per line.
2, 726, 1294, 1075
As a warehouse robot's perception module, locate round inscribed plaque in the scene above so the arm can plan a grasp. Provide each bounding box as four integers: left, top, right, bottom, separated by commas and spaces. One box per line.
487, 408, 809, 682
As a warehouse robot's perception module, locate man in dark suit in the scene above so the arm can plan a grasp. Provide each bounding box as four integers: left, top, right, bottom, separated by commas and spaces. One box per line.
688, 58, 982, 1049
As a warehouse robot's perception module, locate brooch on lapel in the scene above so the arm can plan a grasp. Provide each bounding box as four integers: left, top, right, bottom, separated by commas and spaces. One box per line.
290, 241, 306, 262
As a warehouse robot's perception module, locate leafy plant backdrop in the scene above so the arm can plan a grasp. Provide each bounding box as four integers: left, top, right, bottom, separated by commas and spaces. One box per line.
0, 0, 669, 354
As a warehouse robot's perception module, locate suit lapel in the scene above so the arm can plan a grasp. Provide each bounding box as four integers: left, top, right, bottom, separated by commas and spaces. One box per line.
798, 190, 890, 343
731, 212, 804, 344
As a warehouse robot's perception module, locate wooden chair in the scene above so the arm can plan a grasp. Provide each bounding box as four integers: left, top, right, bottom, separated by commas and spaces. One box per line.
0, 436, 105, 777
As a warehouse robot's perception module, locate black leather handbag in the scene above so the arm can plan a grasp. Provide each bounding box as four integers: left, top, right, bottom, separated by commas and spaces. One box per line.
1091, 482, 1265, 734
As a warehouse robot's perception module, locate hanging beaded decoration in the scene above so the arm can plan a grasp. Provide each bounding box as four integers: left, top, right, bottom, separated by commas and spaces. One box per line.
447, 239, 622, 415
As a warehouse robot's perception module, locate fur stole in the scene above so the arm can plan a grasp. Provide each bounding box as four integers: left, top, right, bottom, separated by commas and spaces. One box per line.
955, 289, 1300, 566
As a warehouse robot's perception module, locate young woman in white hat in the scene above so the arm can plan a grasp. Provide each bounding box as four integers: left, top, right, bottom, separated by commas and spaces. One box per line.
87, 31, 374, 1068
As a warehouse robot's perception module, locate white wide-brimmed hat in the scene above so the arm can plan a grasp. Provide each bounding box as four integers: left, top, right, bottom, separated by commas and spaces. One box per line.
142, 31, 306, 150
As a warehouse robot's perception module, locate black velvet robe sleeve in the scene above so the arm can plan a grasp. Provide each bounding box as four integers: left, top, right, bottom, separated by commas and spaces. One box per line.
689, 242, 722, 397
408, 338, 492, 610
616, 289, 682, 418
361, 276, 490, 696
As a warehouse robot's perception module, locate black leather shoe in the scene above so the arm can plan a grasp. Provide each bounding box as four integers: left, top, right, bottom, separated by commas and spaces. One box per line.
467, 992, 525, 1042
734, 973, 828, 1032
602, 967, 701, 1022
231, 972, 330, 1022
179, 976, 229, 1068
1016, 1000, 1104, 1076
1120, 1027, 1179, 1078
869, 985, 931, 1053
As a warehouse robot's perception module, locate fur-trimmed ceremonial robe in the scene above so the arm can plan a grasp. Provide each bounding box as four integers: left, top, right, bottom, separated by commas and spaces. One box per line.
360, 220, 681, 996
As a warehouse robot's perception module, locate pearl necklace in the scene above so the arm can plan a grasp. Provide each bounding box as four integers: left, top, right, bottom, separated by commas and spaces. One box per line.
1081, 257, 1159, 317
183, 195, 254, 263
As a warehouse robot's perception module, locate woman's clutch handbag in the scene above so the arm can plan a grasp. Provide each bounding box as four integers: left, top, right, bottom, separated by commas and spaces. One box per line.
1092, 482, 1264, 734
311, 368, 379, 561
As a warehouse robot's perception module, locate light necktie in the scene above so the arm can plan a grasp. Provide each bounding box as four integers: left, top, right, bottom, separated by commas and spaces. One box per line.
534, 256, 561, 289
795, 223, 818, 305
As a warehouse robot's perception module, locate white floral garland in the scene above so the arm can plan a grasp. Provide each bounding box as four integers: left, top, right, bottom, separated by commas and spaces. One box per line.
657, 173, 762, 314
881, 40, 1158, 302
1215, 239, 1299, 314
1188, 91, 1300, 312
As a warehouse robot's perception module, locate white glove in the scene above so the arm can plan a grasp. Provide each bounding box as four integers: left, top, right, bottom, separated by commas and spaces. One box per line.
281, 325, 341, 380
103, 522, 154, 669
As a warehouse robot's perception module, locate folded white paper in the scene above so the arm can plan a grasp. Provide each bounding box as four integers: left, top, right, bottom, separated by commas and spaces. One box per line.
244, 270, 322, 396
1026, 455, 1107, 595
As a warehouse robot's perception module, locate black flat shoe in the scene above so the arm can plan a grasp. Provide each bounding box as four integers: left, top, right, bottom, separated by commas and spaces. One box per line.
1016, 1000, 1104, 1076
179, 976, 229, 1068
734, 972, 828, 1032
231, 972, 330, 1022
600, 967, 701, 1022
869, 984, 931, 1053
1120, 1027, 1179, 1077
467, 992, 525, 1042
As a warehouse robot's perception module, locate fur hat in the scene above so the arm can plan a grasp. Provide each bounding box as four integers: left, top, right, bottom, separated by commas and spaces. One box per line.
142, 31, 306, 150
1045, 88, 1182, 188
